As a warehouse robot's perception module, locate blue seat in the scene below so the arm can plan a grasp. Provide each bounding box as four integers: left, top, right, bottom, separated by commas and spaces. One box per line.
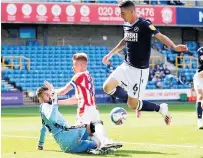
159, 0, 168, 4
3, 44, 186, 91
150, 0, 158, 4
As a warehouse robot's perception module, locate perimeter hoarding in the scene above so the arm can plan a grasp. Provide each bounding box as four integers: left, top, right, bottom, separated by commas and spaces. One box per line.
1, 2, 176, 25
1, 91, 24, 106
176, 7, 203, 26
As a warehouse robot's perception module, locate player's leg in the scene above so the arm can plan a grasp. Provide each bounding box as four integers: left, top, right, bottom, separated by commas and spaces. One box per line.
103, 63, 171, 124
103, 63, 160, 112
126, 67, 158, 111
75, 106, 101, 125
127, 68, 171, 125
75, 106, 106, 144
193, 75, 203, 129
71, 129, 97, 153
127, 97, 171, 125
71, 140, 97, 153
58, 124, 100, 153
89, 120, 122, 149
89, 108, 108, 143
196, 89, 203, 129
103, 63, 128, 101
75, 110, 118, 150
54, 125, 94, 153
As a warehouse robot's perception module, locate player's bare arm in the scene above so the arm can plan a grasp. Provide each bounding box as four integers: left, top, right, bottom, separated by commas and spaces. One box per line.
154, 32, 188, 52
44, 81, 73, 96
58, 96, 77, 105
102, 38, 126, 65
55, 83, 73, 96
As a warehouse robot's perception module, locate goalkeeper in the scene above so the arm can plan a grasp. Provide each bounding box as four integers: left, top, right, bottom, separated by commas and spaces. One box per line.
36, 86, 106, 154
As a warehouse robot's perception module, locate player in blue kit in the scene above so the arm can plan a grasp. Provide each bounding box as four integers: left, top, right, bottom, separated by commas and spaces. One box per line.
193, 47, 203, 129
36, 86, 110, 154
102, 1, 188, 125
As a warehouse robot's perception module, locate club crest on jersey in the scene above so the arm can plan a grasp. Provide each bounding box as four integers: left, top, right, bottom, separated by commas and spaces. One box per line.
134, 26, 139, 32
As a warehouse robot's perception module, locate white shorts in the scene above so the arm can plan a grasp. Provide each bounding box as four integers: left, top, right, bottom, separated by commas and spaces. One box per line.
193, 73, 203, 91
108, 62, 149, 99
75, 106, 100, 125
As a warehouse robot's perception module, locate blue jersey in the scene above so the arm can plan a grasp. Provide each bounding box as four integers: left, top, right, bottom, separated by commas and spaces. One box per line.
40, 103, 68, 135
38, 102, 87, 152
38, 102, 68, 147
123, 17, 159, 69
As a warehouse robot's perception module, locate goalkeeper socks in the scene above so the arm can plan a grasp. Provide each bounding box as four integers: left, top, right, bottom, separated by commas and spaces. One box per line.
109, 87, 128, 101
196, 102, 202, 119
138, 100, 160, 112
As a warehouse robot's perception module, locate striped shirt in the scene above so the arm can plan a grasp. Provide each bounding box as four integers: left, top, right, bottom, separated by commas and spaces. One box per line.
70, 71, 96, 116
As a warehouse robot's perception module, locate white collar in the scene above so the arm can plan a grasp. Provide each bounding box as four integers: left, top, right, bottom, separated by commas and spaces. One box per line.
126, 17, 140, 26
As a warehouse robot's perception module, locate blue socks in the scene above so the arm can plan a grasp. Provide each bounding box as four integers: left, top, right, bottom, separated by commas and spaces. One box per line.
109, 87, 160, 112
109, 87, 128, 101
138, 100, 160, 112
196, 102, 202, 119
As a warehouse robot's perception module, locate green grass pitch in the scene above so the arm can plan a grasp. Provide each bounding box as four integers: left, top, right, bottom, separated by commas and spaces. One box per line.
1, 103, 203, 158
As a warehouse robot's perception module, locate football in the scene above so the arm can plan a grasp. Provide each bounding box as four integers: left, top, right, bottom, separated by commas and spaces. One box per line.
110, 107, 127, 125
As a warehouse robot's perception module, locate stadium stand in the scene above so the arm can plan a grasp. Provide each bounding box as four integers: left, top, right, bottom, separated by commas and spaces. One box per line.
152, 40, 199, 89
1, 79, 17, 91
1, 43, 196, 92
1, 45, 123, 91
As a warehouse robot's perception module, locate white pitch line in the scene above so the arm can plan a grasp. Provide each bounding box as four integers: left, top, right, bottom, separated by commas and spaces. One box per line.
2, 134, 203, 149
2, 135, 52, 140
122, 142, 199, 149
1, 113, 38, 115
1, 113, 76, 116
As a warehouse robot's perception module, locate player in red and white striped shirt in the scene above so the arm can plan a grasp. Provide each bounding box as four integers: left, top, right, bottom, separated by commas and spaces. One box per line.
44, 53, 122, 150
69, 71, 97, 123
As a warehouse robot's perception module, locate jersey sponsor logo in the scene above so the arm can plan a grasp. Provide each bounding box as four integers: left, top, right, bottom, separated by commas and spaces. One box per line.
124, 32, 138, 42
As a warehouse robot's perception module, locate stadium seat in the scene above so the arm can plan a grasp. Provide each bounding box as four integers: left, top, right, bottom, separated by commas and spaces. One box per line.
159, 0, 168, 5
1, 44, 193, 91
